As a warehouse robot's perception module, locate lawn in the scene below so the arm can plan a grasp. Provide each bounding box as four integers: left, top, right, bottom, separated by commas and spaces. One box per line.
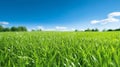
0, 32, 120, 67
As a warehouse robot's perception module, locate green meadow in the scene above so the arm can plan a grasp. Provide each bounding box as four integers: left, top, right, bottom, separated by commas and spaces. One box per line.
0, 32, 120, 67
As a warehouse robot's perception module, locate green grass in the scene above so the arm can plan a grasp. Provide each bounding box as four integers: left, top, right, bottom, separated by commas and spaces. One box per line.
0, 32, 120, 67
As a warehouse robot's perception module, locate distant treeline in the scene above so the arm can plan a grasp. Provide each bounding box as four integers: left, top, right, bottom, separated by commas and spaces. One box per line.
1, 25, 120, 32
0, 25, 27, 32
75, 28, 120, 32
106, 28, 120, 31
84, 28, 99, 32
75, 28, 99, 32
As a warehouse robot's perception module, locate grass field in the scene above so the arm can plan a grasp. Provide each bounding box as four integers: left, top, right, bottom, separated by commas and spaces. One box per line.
0, 32, 120, 67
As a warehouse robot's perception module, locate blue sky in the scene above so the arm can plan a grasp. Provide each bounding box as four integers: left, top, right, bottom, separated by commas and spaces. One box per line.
0, 0, 120, 31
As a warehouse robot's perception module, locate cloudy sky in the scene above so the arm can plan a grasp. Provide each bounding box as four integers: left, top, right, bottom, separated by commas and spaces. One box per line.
0, 0, 120, 31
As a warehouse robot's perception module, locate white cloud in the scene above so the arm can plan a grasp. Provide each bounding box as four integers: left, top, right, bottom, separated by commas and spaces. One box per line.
44, 29, 55, 31
101, 17, 119, 23
91, 20, 100, 24
45, 27, 76, 31
55, 26, 67, 31
30, 26, 76, 31
0, 21, 9, 25
55, 26, 77, 31
71, 28, 76, 31
91, 12, 120, 24
108, 12, 120, 18
37, 26, 44, 30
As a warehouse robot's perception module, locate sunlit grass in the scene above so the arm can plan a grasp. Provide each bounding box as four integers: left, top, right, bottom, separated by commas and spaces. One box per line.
0, 32, 120, 67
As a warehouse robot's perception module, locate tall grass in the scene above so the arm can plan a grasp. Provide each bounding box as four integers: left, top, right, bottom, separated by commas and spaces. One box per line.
0, 32, 120, 67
